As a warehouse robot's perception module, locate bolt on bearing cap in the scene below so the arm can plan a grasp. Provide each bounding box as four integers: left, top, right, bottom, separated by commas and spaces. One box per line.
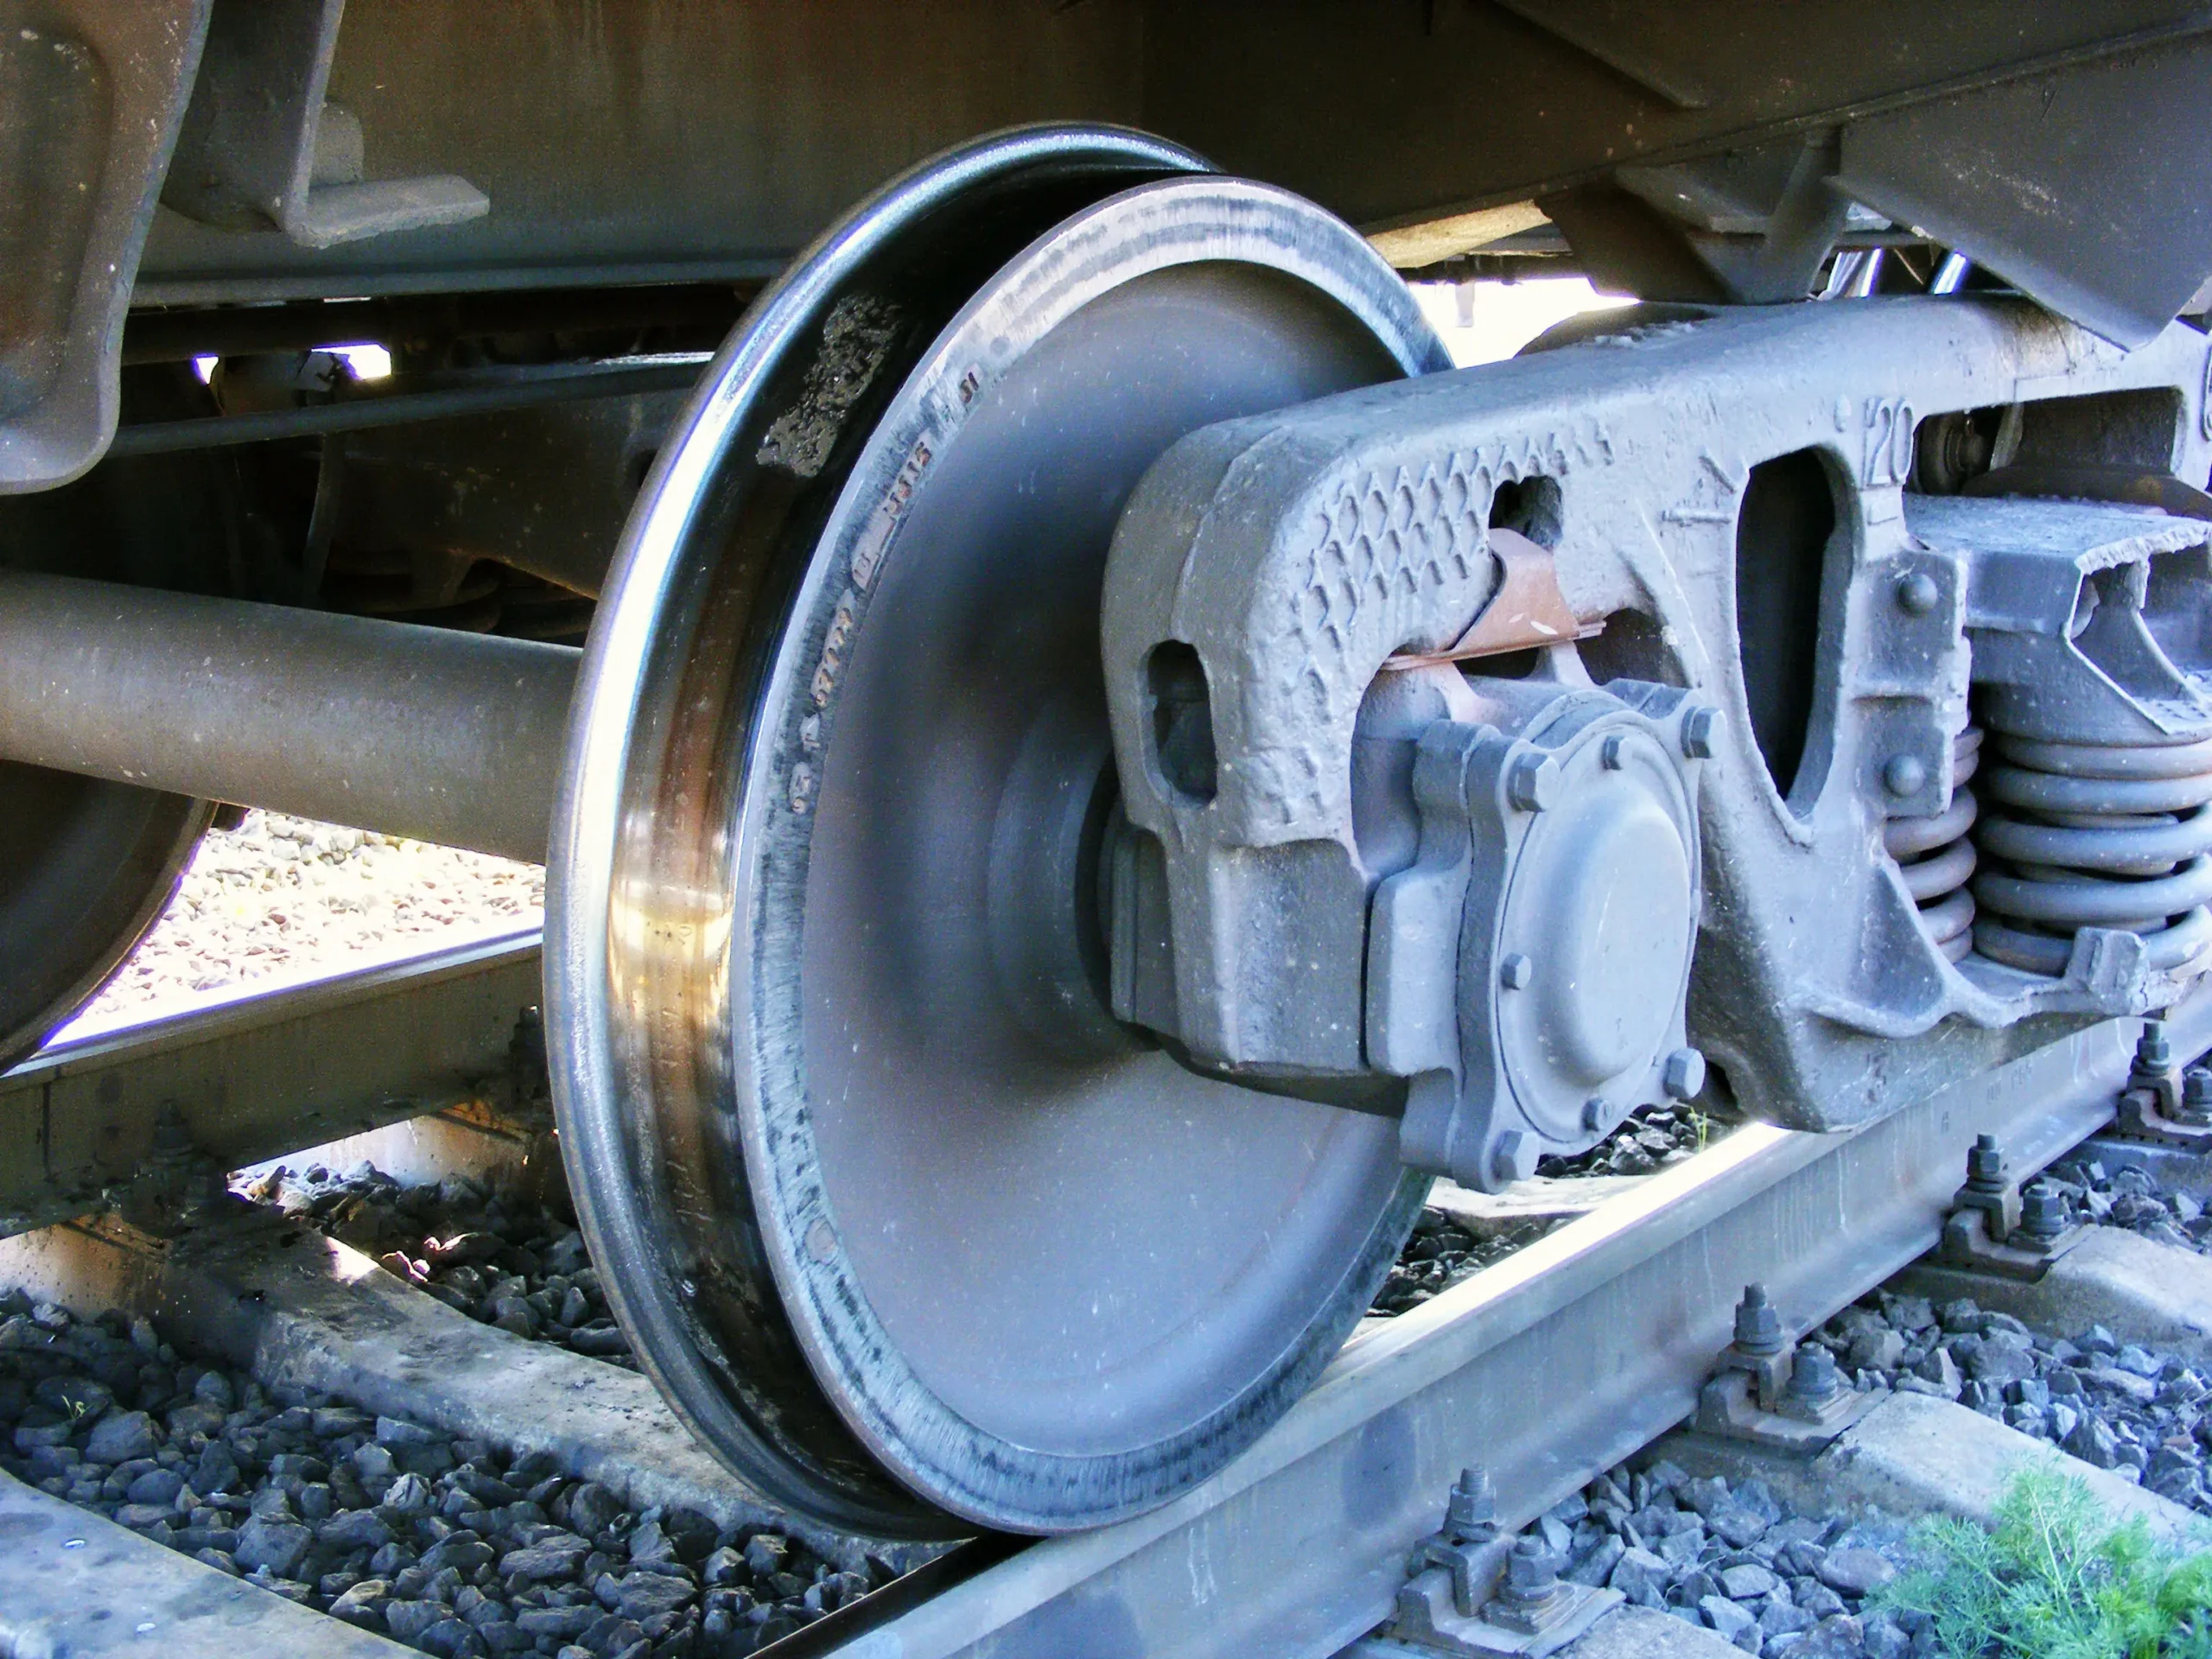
1681, 705, 1719, 760
1491, 1130, 1538, 1186
1662, 1046, 1706, 1101
1506, 752, 1560, 812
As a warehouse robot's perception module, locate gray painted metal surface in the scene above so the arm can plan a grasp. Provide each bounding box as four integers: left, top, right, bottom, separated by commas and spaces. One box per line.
829, 992, 2209, 1659
1833, 30, 2212, 347
0, 1464, 416, 1658
0, 0, 208, 492
0, 570, 576, 862
161, 0, 487, 251
0, 927, 542, 1237
13, 8, 2212, 493
1098, 296, 2212, 1151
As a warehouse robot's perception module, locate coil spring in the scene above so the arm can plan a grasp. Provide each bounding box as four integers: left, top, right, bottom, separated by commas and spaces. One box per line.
323, 543, 504, 632
1886, 726, 1980, 962
321, 548, 594, 643
1972, 729, 2212, 975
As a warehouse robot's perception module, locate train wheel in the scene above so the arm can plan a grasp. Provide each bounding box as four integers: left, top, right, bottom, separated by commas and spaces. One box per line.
0, 379, 242, 1066
548, 126, 1447, 1535
0, 771, 208, 1066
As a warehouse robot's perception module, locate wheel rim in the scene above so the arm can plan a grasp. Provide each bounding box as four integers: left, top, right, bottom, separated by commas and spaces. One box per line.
0, 770, 207, 1065
550, 125, 1446, 1535
0, 396, 234, 1066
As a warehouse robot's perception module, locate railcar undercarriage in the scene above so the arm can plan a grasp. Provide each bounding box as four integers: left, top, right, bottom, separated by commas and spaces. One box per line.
6, 2, 2212, 1537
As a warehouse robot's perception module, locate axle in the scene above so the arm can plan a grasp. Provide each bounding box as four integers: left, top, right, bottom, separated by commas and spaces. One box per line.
0, 572, 574, 864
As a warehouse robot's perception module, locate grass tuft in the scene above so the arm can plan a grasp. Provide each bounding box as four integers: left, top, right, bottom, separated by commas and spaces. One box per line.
1878, 1466, 2212, 1656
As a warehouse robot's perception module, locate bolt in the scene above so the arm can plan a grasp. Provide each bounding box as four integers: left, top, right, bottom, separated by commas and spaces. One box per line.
148, 1103, 194, 1161
1499, 953, 1534, 990
1964, 1133, 2006, 1194
1503, 1534, 1560, 1597
1681, 705, 1719, 760
1662, 1047, 1707, 1102
1732, 1283, 1783, 1357
1785, 1343, 1842, 1404
1507, 753, 1560, 811
1895, 571, 1941, 616
2019, 1180, 2069, 1245
1600, 734, 1626, 770
2137, 1019, 2173, 1076
2183, 1066, 2212, 1126
1444, 1466, 1496, 1539
1583, 1097, 1610, 1132
1492, 1131, 1537, 1186
1882, 753, 1928, 798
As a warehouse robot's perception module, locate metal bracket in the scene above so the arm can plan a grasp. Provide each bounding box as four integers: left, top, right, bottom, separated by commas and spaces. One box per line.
2111, 1020, 2212, 1151
1390, 1567, 1620, 1659
1693, 1284, 1877, 1451
162, 0, 488, 250
1931, 1133, 2088, 1281
111, 1103, 238, 1237
1382, 1470, 1622, 1659
1385, 528, 1605, 668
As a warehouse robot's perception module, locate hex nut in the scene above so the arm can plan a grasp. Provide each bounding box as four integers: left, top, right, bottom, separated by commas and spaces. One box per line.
1492, 1130, 1537, 1185
1661, 1046, 1706, 1101
1732, 1283, 1783, 1355
1507, 753, 1560, 812
1499, 952, 1535, 990
1599, 734, 1626, 770
1582, 1096, 1609, 1131
1681, 705, 1719, 760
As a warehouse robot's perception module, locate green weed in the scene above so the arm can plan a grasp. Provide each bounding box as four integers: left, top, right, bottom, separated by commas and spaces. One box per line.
1878, 1466, 2212, 1657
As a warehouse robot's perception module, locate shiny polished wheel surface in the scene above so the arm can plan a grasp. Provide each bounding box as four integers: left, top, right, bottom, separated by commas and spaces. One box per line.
549, 124, 1447, 1535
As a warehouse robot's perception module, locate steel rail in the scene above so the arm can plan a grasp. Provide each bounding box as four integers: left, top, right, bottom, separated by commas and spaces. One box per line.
0, 927, 543, 1238
0, 922, 2196, 1654
825, 992, 2212, 1659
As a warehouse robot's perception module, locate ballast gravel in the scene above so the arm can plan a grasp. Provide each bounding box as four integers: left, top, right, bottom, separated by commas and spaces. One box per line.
1372, 1206, 1557, 1316
1540, 1457, 1919, 1658
0, 1292, 893, 1657
1373, 1101, 1742, 1316
1800, 1286, 2212, 1519
243, 1163, 639, 1372
2039, 1151, 2212, 1257
1425, 1276, 2212, 1656
1544, 1098, 1731, 1179
74, 810, 541, 1031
